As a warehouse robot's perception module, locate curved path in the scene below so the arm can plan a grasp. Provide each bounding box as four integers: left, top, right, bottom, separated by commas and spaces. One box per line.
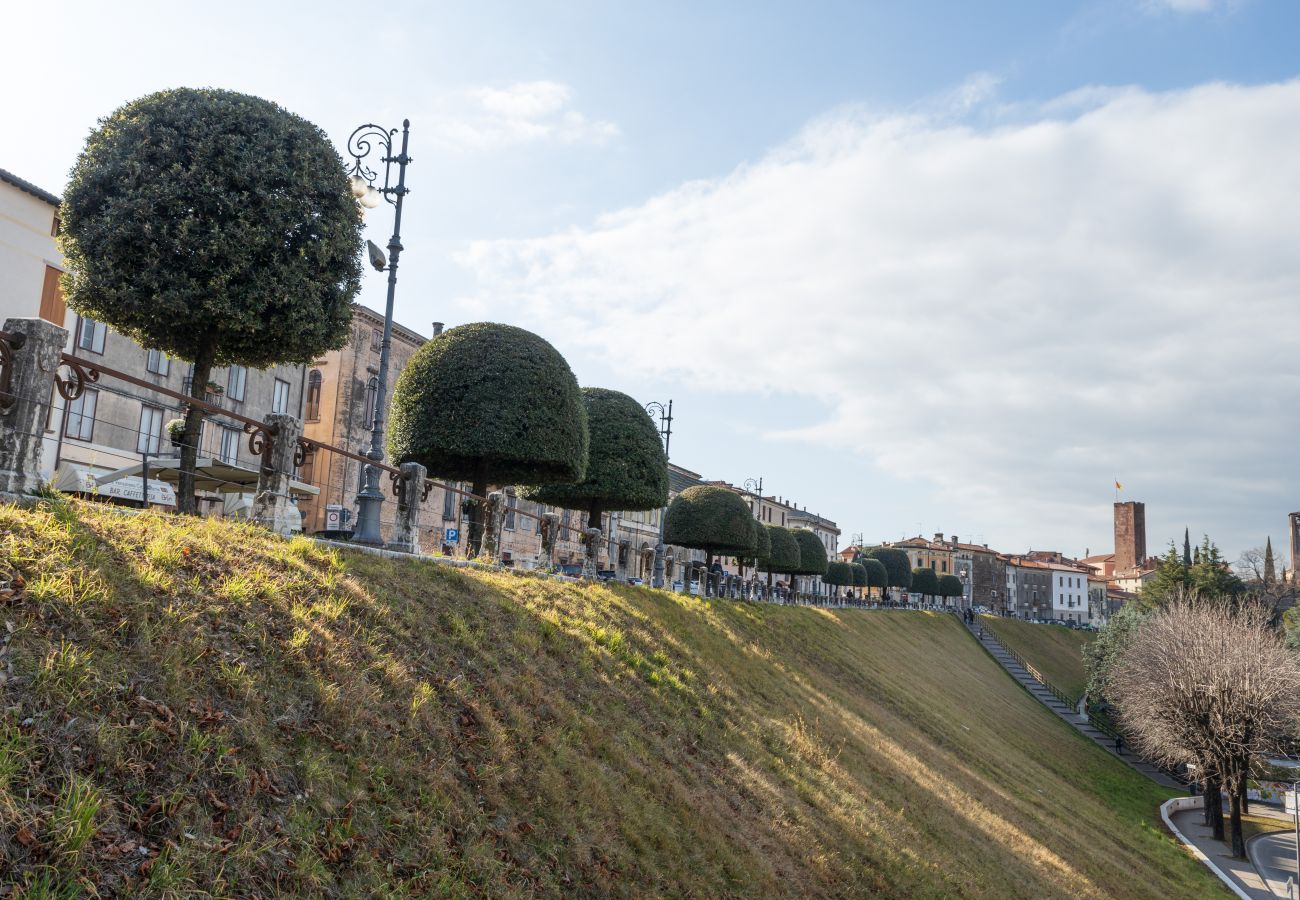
959, 616, 1185, 790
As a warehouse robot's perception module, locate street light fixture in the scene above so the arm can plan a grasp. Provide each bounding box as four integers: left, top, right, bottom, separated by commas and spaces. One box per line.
645, 399, 673, 588
347, 120, 412, 547
743, 477, 763, 595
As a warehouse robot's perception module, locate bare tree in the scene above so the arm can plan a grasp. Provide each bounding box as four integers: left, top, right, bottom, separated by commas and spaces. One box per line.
1109, 598, 1300, 858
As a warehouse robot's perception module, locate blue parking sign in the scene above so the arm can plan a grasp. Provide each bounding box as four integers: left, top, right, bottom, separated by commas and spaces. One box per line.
446, 527, 460, 543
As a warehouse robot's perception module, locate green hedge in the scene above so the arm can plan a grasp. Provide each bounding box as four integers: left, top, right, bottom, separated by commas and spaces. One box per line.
863, 547, 912, 590
938, 574, 963, 598
862, 558, 888, 589
850, 563, 869, 588
911, 567, 939, 597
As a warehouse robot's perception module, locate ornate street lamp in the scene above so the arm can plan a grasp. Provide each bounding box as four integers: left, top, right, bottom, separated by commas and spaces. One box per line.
348, 120, 412, 546
742, 477, 763, 595
645, 399, 673, 588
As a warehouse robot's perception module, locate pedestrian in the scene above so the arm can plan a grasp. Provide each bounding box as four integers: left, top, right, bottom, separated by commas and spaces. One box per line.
1113, 734, 1123, 755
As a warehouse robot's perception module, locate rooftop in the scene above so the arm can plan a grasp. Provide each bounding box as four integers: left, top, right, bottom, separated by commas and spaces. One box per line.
0, 167, 61, 207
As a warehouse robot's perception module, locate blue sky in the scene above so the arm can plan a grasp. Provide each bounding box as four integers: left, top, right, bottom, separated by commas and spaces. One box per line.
6, 0, 1300, 562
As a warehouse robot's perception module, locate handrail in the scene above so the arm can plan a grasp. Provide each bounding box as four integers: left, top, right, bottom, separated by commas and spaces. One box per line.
977, 618, 1082, 709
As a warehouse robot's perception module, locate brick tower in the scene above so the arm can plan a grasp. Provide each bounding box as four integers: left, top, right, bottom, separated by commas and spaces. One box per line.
1114, 501, 1146, 572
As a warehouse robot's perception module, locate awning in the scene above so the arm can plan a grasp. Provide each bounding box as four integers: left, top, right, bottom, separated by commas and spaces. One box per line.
93, 457, 319, 497
54, 463, 177, 506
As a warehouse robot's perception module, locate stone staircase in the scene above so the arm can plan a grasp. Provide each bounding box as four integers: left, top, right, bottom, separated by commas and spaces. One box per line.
962, 616, 1185, 791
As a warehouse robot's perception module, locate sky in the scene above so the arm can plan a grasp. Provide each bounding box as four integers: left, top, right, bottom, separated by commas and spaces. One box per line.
5, 0, 1299, 563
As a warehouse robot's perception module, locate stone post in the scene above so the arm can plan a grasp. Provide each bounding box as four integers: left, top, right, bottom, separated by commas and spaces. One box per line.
0, 318, 66, 501
481, 491, 504, 561
251, 413, 303, 537
388, 461, 426, 554
581, 526, 602, 580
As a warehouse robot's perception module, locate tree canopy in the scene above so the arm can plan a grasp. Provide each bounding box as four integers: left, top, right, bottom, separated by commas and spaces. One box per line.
790, 530, 829, 576
60, 87, 364, 513
824, 561, 855, 587
389, 323, 588, 487
850, 563, 869, 588
763, 525, 801, 573
937, 574, 963, 598
862, 558, 888, 589
911, 567, 939, 597
742, 520, 772, 568
863, 547, 912, 590
389, 323, 588, 554
524, 387, 667, 528
663, 486, 758, 560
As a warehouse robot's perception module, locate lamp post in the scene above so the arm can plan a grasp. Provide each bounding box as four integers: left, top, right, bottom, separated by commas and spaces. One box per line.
645, 400, 673, 588
743, 477, 763, 596
347, 120, 411, 546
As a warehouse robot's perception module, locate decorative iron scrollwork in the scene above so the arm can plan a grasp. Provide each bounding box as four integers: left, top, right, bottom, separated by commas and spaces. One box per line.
0, 330, 25, 412
294, 439, 314, 469
244, 422, 279, 458
54, 357, 100, 402
421, 480, 435, 503
389, 468, 405, 505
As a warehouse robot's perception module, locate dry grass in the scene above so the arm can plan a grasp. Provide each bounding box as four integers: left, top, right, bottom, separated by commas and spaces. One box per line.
0, 498, 1220, 897
979, 614, 1095, 701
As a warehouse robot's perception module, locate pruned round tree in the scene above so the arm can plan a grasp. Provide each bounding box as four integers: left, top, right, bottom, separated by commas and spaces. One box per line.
739, 518, 771, 577
862, 558, 888, 594
864, 547, 913, 596
763, 525, 801, 588
850, 563, 869, 589
824, 561, 855, 587
911, 567, 939, 601
60, 88, 363, 513
791, 530, 829, 576
663, 485, 757, 570
389, 323, 588, 554
524, 387, 667, 530
938, 574, 963, 601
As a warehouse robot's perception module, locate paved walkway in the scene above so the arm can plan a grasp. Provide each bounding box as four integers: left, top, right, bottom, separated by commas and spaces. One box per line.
1167, 805, 1279, 899
960, 616, 1185, 790
1248, 830, 1298, 898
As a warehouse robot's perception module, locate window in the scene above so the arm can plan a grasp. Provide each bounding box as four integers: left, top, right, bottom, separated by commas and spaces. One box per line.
219, 426, 240, 465
50, 215, 60, 237
272, 378, 291, 415
362, 375, 379, 428
39, 266, 66, 325
137, 405, 164, 455
227, 366, 247, 402
443, 484, 457, 521
305, 370, 322, 421
504, 493, 517, 531
371, 329, 383, 352
145, 348, 170, 377
65, 389, 97, 441
77, 318, 106, 354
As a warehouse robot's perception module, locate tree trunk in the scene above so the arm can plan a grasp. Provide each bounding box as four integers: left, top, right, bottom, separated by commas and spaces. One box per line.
1228, 790, 1245, 858
177, 343, 216, 516
466, 459, 489, 556
1239, 771, 1250, 815
1206, 777, 1225, 841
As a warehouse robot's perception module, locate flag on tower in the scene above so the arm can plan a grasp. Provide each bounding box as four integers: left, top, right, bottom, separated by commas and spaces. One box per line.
1114, 480, 1123, 491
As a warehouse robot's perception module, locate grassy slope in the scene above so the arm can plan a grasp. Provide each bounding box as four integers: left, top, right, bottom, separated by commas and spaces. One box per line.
980, 615, 1096, 701
0, 500, 1219, 898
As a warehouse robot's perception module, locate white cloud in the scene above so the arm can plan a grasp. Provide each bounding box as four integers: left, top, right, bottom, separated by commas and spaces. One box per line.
457, 79, 1300, 552
430, 80, 619, 150
1144, 0, 1225, 12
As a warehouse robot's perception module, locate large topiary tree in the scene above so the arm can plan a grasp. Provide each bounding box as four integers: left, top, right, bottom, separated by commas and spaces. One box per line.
851, 562, 869, 589
938, 574, 963, 604
911, 567, 939, 604
824, 561, 855, 599
524, 387, 667, 575
862, 558, 888, 599
663, 485, 757, 573
790, 529, 829, 597
762, 524, 801, 590
60, 88, 364, 513
864, 547, 913, 600
389, 323, 588, 555
738, 518, 770, 580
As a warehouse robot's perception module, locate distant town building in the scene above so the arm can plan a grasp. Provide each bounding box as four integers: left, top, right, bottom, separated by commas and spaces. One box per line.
1114, 500, 1147, 572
